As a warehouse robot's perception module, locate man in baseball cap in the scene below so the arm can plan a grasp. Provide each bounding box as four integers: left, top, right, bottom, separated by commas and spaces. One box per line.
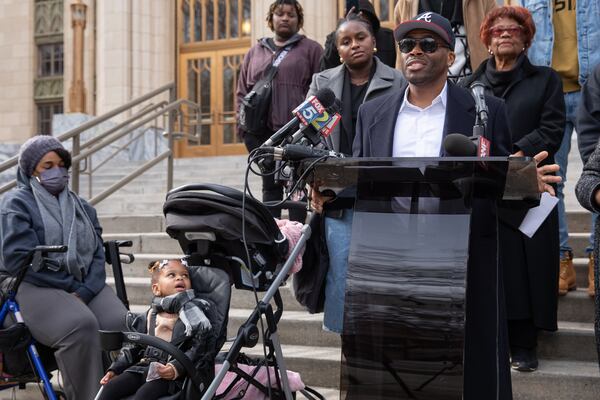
351, 10, 517, 400
394, 11, 456, 51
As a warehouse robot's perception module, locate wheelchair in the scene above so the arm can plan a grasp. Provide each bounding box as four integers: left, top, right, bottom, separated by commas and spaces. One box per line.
0, 240, 134, 399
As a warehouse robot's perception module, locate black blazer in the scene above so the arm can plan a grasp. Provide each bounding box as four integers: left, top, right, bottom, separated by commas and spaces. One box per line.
353, 81, 512, 157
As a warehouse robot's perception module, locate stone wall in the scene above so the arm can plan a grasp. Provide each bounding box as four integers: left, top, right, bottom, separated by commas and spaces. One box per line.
0, 1, 35, 143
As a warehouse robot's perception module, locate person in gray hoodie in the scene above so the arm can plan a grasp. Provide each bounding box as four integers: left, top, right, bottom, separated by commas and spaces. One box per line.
0, 135, 127, 400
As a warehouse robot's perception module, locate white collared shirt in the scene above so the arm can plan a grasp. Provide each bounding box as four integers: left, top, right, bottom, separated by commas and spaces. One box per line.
392, 83, 448, 157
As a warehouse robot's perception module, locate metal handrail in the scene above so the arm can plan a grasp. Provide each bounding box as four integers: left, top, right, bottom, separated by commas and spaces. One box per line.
0, 82, 198, 205
0, 82, 174, 174
89, 150, 171, 205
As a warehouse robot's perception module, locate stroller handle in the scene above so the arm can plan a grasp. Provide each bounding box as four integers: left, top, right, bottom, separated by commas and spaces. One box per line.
168, 183, 243, 199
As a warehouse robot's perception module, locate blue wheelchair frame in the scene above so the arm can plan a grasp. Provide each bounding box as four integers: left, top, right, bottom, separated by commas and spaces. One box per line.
0, 245, 67, 399
0, 289, 58, 399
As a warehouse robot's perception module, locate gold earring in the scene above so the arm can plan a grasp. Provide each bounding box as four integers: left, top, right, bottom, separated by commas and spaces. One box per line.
373, 47, 378, 53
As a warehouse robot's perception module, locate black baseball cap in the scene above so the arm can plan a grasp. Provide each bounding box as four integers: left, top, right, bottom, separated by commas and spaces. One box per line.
394, 12, 455, 51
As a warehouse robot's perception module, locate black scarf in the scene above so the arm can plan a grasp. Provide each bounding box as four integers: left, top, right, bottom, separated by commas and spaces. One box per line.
484, 53, 526, 98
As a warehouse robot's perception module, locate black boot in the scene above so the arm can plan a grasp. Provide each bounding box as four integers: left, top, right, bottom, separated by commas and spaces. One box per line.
510, 346, 538, 372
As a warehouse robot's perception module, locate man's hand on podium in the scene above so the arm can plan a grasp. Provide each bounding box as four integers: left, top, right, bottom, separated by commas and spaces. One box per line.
308, 185, 334, 214
511, 151, 561, 196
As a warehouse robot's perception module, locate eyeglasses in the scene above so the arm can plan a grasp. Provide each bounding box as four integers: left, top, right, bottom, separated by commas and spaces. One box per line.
398, 37, 449, 54
489, 25, 523, 37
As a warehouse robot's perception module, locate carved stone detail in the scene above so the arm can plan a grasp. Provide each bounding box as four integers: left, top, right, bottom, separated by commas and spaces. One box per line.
34, 76, 64, 101
35, 0, 64, 39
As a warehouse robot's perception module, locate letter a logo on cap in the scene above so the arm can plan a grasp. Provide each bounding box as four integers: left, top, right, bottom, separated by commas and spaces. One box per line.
416, 12, 433, 22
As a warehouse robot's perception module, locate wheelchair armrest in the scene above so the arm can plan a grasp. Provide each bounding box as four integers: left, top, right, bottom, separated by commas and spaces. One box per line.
118, 331, 203, 390
115, 240, 133, 248
99, 330, 124, 351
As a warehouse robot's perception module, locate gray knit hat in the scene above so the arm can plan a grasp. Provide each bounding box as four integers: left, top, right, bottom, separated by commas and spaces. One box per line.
18, 135, 72, 177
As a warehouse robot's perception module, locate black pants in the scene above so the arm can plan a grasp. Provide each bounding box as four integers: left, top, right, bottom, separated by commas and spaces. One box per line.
243, 131, 306, 222
508, 318, 538, 350
98, 372, 171, 400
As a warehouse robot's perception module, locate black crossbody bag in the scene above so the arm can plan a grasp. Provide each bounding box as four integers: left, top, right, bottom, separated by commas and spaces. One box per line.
239, 44, 293, 134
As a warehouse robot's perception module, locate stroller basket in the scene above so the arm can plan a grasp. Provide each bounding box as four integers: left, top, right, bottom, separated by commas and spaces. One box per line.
164, 184, 289, 291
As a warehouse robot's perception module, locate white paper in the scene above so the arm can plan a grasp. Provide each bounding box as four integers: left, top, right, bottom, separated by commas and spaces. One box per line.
518, 192, 559, 238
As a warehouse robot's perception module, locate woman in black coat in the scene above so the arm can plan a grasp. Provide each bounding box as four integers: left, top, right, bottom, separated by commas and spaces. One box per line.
461, 5, 565, 372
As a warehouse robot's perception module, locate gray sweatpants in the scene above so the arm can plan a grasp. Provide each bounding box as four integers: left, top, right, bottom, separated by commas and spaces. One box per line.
16, 282, 128, 400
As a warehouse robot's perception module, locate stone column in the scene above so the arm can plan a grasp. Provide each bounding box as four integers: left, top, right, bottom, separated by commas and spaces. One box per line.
68, 0, 87, 113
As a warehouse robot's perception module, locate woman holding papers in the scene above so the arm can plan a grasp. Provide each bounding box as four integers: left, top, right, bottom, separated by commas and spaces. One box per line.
461, 5, 565, 372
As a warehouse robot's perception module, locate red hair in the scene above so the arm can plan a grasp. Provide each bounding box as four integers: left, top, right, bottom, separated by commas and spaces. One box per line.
480, 6, 536, 48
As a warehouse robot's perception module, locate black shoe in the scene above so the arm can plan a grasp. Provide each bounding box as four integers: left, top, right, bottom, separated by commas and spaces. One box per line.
510, 347, 538, 372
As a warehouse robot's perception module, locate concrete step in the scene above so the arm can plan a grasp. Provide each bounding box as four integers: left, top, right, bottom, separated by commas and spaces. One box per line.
99, 214, 165, 234
557, 289, 595, 324
567, 210, 595, 233
573, 257, 593, 289
109, 277, 308, 312
121, 281, 595, 364
568, 232, 594, 258
538, 322, 598, 363
105, 253, 180, 278
511, 360, 600, 400
230, 344, 600, 399
102, 232, 182, 255
224, 309, 597, 364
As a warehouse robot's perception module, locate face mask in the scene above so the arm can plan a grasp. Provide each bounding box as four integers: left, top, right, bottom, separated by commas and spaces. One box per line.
37, 167, 69, 195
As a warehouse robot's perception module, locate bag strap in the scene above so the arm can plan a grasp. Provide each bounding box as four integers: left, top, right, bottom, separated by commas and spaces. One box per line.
262, 43, 294, 81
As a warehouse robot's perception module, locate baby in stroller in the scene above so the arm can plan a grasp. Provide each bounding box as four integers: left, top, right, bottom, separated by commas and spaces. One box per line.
98, 258, 215, 400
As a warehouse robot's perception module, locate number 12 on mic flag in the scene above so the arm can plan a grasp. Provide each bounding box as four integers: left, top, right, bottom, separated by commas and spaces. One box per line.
312, 112, 341, 138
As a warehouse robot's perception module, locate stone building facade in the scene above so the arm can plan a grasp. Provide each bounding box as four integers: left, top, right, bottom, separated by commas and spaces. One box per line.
0, 0, 397, 157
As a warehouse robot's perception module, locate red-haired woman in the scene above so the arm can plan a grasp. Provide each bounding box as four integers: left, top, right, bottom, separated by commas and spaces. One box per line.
462, 5, 565, 372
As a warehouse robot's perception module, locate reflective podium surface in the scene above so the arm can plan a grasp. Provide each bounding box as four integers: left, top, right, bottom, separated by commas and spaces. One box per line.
307, 157, 538, 400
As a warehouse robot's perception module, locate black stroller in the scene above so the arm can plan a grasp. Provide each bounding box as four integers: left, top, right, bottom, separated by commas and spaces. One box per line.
101, 183, 322, 400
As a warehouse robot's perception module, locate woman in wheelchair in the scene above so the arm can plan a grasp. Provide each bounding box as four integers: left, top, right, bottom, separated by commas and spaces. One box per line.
0, 135, 128, 399
98, 259, 214, 400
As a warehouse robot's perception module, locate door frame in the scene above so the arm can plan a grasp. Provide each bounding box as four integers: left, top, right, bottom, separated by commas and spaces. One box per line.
176, 46, 248, 157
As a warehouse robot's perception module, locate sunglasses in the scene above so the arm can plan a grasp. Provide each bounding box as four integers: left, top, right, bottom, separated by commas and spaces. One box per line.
489, 25, 523, 37
398, 37, 449, 54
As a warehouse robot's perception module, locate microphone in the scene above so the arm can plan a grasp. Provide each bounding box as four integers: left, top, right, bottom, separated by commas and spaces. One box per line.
271, 144, 344, 161
291, 98, 342, 145
443, 133, 477, 157
470, 82, 489, 129
261, 88, 337, 147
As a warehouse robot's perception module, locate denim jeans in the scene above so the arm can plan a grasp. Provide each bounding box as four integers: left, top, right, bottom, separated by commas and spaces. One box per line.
555, 91, 597, 257
323, 209, 353, 333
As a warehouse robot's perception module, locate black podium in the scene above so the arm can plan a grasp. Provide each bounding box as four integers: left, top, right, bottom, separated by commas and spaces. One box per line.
308, 157, 539, 400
